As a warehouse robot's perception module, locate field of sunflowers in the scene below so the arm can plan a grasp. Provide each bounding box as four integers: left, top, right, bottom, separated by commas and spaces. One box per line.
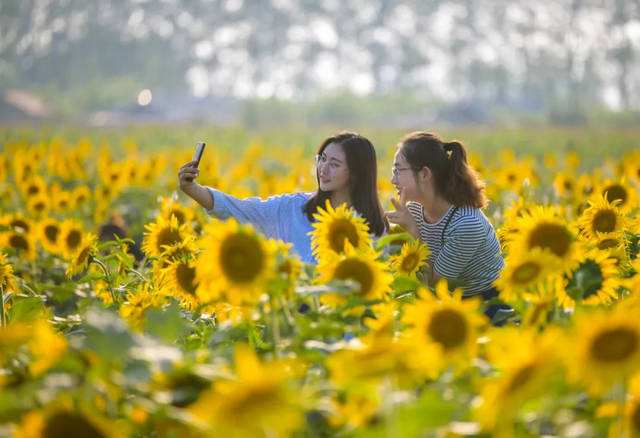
0, 125, 639, 437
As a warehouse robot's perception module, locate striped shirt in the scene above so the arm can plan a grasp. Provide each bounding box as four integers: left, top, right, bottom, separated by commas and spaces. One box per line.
407, 203, 504, 296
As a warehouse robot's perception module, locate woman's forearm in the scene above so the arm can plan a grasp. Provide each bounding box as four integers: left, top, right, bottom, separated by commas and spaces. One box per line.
183, 183, 214, 210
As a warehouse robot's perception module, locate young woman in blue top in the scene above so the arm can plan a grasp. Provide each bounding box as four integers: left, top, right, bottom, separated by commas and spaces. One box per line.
385, 131, 504, 301
178, 132, 387, 264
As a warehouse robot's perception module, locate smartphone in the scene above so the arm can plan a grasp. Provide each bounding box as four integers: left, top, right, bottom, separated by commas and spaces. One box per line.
192, 141, 206, 167
186, 142, 206, 182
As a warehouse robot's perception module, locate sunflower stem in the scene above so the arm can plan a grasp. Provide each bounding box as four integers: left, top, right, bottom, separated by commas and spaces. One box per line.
127, 267, 146, 283
92, 257, 118, 305
0, 284, 6, 327
270, 297, 281, 358
279, 296, 295, 330
312, 295, 320, 313
618, 379, 628, 438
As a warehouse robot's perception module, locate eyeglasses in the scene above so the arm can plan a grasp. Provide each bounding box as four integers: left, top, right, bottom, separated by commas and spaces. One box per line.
315, 154, 325, 165
391, 166, 412, 177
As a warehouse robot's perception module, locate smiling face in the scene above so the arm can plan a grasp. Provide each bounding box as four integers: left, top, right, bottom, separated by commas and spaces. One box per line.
391, 148, 422, 203
317, 142, 349, 193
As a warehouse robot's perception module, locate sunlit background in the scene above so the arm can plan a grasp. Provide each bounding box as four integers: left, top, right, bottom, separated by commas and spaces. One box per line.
1, 0, 639, 127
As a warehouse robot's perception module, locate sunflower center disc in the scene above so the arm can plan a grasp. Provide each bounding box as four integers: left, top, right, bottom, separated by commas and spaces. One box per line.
328, 219, 359, 253
528, 223, 571, 257
592, 209, 617, 233
604, 185, 627, 205
512, 262, 541, 284
43, 411, 106, 438
220, 233, 265, 283
428, 308, 468, 350
590, 327, 639, 362
505, 363, 536, 394
334, 258, 374, 295
176, 263, 197, 295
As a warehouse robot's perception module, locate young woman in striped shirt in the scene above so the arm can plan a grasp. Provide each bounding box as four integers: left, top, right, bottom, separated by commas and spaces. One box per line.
385, 131, 505, 304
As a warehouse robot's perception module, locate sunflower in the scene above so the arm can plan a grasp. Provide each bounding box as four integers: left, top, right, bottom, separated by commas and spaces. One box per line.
564, 307, 640, 395
310, 200, 372, 263
204, 301, 251, 325
38, 218, 62, 255
28, 319, 67, 376
388, 239, 430, 280
65, 233, 98, 278
622, 151, 640, 185
497, 197, 533, 245
578, 194, 628, 240
196, 219, 275, 306
494, 248, 562, 302
327, 336, 415, 386
553, 172, 577, 199
508, 206, 578, 274
522, 298, 553, 327
475, 327, 558, 435
26, 193, 50, 217
401, 281, 485, 373
142, 215, 191, 258
14, 405, 118, 438
364, 301, 398, 340
160, 197, 194, 227
93, 279, 113, 306
58, 219, 85, 259
1, 213, 32, 234
94, 184, 116, 204
622, 373, 640, 437
558, 249, 623, 310
52, 190, 74, 212
316, 243, 392, 304
189, 345, 304, 437
151, 238, 198, 274
271, 240, 302, 300
0, 155, 6, 182
120, 284, 167, 331
161, 258, 200, 310
150, 365, 212, 408
329, 387, 381, 430
21, 175, 47, 200
0, 253, 17, 293
0, 321, 32, 368
599, 178, 637, 212
72, 185, 91, 206
13, 154, 36, 184
495, 161, 537, 192
1, 230, 37, 261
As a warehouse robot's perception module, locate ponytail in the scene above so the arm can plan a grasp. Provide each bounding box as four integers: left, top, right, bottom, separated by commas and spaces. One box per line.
399, 133, 487, 208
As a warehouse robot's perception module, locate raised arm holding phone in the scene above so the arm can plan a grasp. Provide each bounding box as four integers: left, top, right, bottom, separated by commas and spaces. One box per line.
178, 132, 388, 264
179, 142, 214, 210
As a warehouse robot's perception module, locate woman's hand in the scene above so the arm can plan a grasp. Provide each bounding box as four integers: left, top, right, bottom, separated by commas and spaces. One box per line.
178, 160, 199, 190
385, 198, 419, 238
177, 161, 213, 210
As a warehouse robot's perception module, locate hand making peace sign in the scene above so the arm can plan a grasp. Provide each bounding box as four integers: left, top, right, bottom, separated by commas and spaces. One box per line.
384, 197, 420, 239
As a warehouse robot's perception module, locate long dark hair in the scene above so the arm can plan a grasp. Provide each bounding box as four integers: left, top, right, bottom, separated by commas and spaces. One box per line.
399, 131, 487, 208
304, 131, 387, 236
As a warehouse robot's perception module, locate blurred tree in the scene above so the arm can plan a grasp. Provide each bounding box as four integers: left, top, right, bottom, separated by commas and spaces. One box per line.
1, 0, 639, 117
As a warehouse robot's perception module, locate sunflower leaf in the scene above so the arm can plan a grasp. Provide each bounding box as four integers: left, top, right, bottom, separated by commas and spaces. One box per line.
374, 232, 413, 250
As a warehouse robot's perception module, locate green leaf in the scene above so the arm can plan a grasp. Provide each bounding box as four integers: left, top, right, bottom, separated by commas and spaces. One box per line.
8, 296, 46, 322
374, 232, 413, 250
391, 275, 422, 293
83, 307, 134, 360
143, 301, 189, 343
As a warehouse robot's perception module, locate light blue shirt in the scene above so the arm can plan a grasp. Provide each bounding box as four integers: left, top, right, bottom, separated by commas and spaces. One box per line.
205, 187, 316, 263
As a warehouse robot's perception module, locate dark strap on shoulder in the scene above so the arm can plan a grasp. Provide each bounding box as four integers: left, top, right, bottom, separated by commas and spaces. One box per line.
440, 206, 459, 246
